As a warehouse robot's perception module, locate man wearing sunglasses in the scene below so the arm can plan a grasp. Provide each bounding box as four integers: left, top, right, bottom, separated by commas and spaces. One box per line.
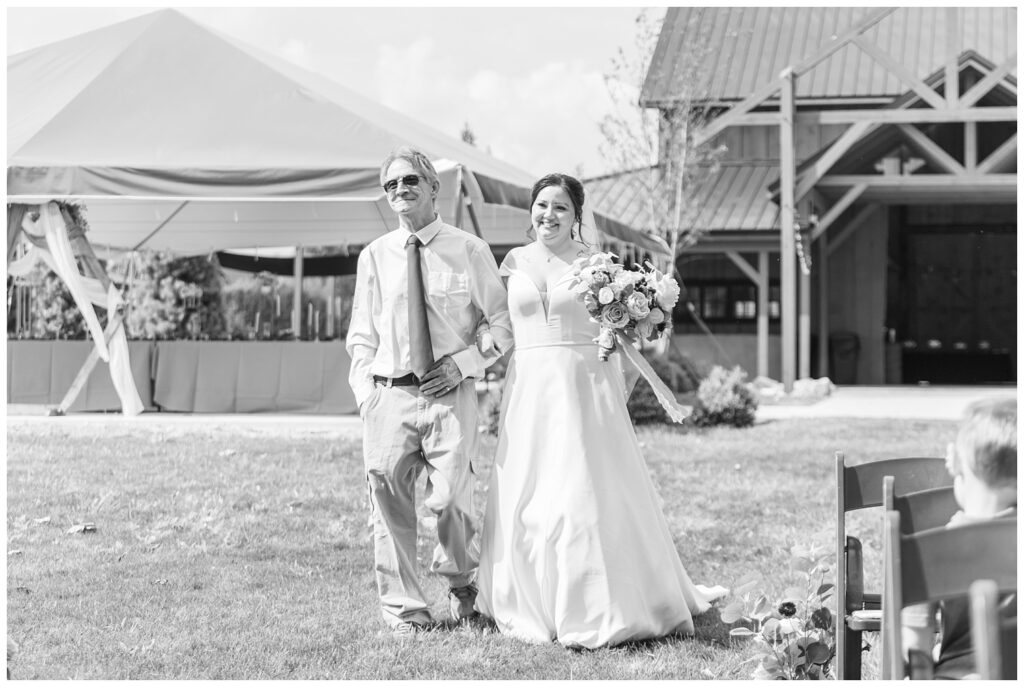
346, 146, 513, 637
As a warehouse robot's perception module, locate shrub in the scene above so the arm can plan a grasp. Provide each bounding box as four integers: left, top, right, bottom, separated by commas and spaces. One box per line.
723, 536, 837, 679
23, 268, 90, 339
647, 348, 699, 394
626, 347, 698, 425
627, 377, 669, 425
689, 365, 758, 428
220, 274, 356, 340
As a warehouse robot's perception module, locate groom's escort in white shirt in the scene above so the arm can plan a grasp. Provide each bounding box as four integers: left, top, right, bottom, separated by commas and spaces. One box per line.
346, 214, 513, 627
346, 215, 512, 409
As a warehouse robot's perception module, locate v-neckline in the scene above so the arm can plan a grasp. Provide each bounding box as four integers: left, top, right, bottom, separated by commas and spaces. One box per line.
511, 266, 575, 323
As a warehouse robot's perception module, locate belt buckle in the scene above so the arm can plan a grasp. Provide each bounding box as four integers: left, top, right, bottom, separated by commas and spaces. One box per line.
385, 377, 395, 388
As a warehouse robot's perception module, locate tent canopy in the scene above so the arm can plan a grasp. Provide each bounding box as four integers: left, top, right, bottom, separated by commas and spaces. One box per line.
8, 9, 666, 255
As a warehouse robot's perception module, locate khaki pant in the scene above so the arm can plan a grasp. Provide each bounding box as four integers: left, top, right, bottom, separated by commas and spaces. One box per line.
361, 378, 479, 627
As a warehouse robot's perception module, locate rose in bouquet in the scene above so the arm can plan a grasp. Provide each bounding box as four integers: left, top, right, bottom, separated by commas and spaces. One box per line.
569, 252, 681, 361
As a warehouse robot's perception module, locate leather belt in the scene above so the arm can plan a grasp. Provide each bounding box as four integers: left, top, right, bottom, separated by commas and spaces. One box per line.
373, 373, 421, 387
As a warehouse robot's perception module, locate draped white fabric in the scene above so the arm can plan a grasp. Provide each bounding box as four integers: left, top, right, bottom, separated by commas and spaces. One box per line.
24, 204, 109, 360
14, 203, 144, 415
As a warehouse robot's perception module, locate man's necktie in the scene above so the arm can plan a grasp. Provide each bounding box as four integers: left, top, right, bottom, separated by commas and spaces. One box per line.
406, 234, 434, 378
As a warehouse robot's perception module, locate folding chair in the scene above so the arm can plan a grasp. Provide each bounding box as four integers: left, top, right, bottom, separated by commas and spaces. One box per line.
879, 477, 959, 676
834, 452, 951, 679
883, 513, 1017, 679
970, 579, 1017, 680
882, 478, 958, 536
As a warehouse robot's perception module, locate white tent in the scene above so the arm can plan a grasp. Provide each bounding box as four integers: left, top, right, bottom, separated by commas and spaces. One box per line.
8, 9, 666, 256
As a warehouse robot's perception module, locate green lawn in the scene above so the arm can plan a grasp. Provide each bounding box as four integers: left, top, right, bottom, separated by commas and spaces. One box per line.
6, 416, 954, 679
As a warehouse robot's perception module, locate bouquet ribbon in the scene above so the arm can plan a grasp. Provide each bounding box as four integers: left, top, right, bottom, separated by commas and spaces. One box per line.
617, 334, 691, 423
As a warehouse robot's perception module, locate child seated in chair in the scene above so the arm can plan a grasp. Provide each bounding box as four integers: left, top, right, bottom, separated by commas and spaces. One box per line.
901, 397, 1017, 679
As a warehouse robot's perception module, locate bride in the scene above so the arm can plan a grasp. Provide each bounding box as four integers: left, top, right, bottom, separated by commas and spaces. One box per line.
474, 173, 712, 648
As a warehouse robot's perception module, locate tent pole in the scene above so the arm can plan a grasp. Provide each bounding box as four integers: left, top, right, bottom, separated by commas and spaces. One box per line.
460, 180, 483, 238
131, 201, 189, 251
55, 314, 125, 415
7, 204, 28, 266
293, 245, 304, 339
453, 166, 465, 229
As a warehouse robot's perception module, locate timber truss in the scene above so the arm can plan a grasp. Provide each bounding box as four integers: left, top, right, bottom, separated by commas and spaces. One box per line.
690, 7, 1017, 389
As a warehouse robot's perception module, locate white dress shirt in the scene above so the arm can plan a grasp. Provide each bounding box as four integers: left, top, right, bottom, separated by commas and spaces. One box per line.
346, 215, 514, 409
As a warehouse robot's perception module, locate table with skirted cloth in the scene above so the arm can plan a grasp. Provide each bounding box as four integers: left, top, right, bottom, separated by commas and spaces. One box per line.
7, 341, 357, 414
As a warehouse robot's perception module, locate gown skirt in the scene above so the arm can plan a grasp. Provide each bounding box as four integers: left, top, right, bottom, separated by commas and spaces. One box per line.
475, 335, 710, 648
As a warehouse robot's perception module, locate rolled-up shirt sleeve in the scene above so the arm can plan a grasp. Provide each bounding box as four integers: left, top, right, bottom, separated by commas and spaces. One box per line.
345, 249, 380, 410
449, 242, 514, 380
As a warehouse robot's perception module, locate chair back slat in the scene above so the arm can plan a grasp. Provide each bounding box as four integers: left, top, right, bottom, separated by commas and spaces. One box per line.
970, 579, 1003, 680
844, 457, 951, 512
898, 517, 1017, 607
892, 485, 959, 535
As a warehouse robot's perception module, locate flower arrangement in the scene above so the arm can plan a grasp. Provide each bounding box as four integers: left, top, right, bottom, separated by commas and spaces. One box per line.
569, 252, 680, 361
722, 537, 837, 680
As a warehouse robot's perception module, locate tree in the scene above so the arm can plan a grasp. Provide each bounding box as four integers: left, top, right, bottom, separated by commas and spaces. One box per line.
599, 9, 728, 371
460, 122, 477, 147
108, 251, 227, 340
599, 9, 725, 264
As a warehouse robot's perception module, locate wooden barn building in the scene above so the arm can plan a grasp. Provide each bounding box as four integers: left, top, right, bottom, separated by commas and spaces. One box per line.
589, 7, 1017, 386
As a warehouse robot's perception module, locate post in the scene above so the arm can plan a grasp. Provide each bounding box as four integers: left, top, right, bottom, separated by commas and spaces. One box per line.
327, 276, 335, 338
292, 245, 304, 339
964, 70, 979, 170
799, 240, 811, 380
15, 277, 24, 338
779, 67, 798, 391
945, 8, 960, 107
757, 251, 769, 379
817, 231, 830, 378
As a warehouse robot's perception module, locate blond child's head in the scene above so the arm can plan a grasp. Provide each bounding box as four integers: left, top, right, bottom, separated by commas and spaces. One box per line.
947, 397, 1016, 516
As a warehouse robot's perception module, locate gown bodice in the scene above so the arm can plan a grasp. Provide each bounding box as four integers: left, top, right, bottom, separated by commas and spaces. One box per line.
504, 268, 598, 350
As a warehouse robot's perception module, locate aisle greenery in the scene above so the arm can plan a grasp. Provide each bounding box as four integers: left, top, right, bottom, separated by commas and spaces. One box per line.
6, 417, 953, 679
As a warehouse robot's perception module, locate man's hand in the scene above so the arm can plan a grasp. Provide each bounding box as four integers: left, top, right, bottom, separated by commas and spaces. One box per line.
420, 355, 464, 398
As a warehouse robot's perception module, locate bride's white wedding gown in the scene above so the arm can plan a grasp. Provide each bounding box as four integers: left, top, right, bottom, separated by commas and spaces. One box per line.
475, 253, 711, 648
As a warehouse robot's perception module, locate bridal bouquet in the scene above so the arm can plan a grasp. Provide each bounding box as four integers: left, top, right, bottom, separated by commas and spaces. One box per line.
569, 252, 681, 361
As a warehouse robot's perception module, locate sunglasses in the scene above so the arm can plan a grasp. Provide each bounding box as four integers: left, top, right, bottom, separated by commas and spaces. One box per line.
382, 174, 422, 193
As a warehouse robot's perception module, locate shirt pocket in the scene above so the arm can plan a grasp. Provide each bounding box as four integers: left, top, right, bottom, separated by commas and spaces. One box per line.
428, 271, 471, 312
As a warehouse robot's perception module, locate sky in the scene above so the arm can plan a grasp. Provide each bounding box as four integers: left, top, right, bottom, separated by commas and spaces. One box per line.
6, 5, 659, 179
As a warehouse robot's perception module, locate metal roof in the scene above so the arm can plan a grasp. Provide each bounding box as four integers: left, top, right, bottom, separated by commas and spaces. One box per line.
587, 163, 781, 234
642, 7, 1018, 105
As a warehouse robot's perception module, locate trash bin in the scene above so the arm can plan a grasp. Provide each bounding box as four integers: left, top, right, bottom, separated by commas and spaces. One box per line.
829, 331, 860, 385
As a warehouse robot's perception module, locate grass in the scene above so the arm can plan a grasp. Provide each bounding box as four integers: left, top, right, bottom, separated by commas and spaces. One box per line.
6, 416, 955, 679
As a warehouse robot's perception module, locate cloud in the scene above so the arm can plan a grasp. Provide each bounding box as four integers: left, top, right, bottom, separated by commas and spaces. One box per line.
373, 39, 632, 179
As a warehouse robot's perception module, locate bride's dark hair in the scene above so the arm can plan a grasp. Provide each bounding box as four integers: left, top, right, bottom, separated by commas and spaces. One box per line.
526, 173, 587, 243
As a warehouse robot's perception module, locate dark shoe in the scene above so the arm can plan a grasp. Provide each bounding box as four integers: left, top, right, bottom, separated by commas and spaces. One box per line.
449, 584, 479, 622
